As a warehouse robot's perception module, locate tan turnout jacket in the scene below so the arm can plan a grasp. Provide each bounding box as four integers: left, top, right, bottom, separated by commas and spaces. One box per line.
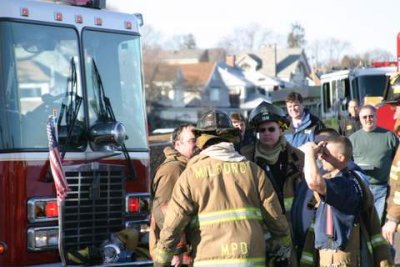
149, 146, 188, 258
154, 143, 290, 267
386, 147, 400, 222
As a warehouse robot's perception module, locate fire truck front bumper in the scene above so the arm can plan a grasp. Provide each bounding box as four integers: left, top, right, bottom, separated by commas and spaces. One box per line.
30, 260, 153, 267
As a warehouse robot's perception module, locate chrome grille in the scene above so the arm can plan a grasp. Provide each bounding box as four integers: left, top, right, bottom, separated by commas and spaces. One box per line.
62, 163, 125, 250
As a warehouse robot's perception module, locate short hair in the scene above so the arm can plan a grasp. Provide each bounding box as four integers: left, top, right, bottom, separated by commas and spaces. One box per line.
359, 104, 376, 115
315, 128, 339, 137
327, 136, 353, 161
171, 123, 195, 146
348, 99, 358, 105
230, 112, 245, 122
314, 128, 339, 143
286, 91, 303, 104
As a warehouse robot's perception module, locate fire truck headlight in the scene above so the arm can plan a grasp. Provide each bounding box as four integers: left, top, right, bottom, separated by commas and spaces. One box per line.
89, 121, 127, 150
27, 227, 58, 251
27, 198, 58, 223
125, 193, 150, 214
0, 242, 7, 255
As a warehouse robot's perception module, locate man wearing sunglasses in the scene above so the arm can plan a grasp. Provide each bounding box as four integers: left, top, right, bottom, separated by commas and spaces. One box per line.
349, 105, 399, 223
241, 101, 306, 266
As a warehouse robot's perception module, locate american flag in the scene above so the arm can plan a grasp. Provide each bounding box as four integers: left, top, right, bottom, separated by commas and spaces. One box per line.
47, 116, 69, 202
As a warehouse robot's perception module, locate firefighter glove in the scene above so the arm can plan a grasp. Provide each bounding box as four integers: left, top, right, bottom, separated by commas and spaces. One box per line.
275, 244, 291, 261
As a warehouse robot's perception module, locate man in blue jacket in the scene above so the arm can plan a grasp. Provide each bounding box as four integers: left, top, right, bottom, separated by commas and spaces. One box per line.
301, 136, 366, 266
284, 91, 325, 148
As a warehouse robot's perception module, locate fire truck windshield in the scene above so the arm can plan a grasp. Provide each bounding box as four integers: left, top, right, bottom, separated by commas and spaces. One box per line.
354, 74, 388, 97
82, 29, 147, 151
0, 21, 147, 151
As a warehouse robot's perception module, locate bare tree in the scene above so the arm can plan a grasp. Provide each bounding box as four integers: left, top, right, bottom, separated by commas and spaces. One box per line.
324, 38, 351, 66
164, 33, 198, 50
340, 55, 364, 69
182, 34, 197, 49
363, 49, 394, 64
307, 38, 351, 71
287, 22, 305, 48
141, 25, 163, 50
217, 23, 272, 53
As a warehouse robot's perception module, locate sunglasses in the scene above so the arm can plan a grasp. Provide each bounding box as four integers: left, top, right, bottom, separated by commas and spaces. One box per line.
361, 115, 374, 120
258, 127, 277, 133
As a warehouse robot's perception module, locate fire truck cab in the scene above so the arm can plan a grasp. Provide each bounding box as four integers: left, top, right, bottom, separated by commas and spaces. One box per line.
0, 0, 151, 265
320, 66, 396, 121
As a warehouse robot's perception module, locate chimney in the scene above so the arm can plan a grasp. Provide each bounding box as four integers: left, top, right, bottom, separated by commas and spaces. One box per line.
226, 55, 236, 67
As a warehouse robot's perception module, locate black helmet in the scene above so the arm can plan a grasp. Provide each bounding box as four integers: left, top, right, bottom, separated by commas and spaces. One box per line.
195, 110, 235, 133
249, 101, 289, 129
382, 72, 400, 105
194, 110, 239, 148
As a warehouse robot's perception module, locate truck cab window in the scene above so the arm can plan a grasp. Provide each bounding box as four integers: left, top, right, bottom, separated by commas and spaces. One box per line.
0, 21, 81, 150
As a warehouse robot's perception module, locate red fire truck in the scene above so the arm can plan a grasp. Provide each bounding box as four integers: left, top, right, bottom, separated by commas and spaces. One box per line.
375, 32, 400, 135
0, 0, 152, 265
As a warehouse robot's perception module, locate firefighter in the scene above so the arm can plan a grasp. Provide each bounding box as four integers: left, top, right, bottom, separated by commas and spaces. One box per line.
302, 137, 393, 267
241, 101, 308, 266
153, 110, 291, 267
300, 131, 393, 267
382, 72, 400, 245
149, 123, 197, 265
338, 99, 361, 137
229, 112, 256, 151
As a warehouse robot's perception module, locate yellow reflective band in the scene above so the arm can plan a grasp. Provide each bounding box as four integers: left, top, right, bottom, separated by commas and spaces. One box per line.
394, 192, 400, 205
370, 234, 387, 248
154, 247, 173, 264
300, 251, 314, 265
194, 257, 265, 267
390, 164, 400, 172
390, 165, 400, 181
191, 208, 263, 227
284, 197, 294, 211
308, 223, 315, 232
367, 241, 373, 254
277, 235, 292, 247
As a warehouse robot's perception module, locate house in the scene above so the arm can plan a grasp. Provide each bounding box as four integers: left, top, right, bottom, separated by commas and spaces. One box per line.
216, 61, 275, 111
145, 47, 318, 129
147, 61, 236, 129
157, 48, 226, 65
150, 62, 231, 108
236, 47, 312, 87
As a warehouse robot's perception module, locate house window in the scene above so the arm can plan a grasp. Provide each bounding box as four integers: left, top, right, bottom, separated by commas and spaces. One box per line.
210, 87, 220, 101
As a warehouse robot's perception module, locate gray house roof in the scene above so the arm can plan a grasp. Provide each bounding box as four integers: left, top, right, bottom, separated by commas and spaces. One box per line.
237, 47, 312, 83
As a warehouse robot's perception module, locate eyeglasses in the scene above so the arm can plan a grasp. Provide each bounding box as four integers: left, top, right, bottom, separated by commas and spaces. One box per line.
361, 115, 374, 120
258, 127, 277, 133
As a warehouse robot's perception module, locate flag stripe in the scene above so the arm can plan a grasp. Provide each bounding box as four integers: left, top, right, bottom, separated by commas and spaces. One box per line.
47, 116, 69, 202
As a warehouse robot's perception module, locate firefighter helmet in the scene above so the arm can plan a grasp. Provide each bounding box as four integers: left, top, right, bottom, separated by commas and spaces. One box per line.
194, 110, 239, 148
249, 101, 289, 129
195, 110, 238, 133
382, 72, 400, 105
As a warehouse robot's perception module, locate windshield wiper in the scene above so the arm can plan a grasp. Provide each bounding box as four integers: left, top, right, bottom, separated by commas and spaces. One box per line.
57, 57, 83, 159
91, 59, 136, 179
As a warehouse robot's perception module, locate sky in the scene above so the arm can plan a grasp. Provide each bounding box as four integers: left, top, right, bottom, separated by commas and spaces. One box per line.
108, 0, 400, 58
